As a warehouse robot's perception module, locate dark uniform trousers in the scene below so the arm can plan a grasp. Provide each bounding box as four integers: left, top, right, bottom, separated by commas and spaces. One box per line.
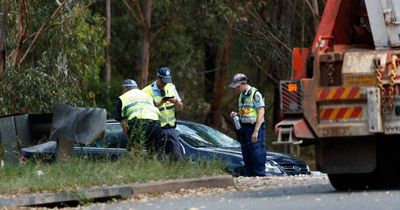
160, 127, 183, 159
238, 123, 266, 176
128, 118, 161, 154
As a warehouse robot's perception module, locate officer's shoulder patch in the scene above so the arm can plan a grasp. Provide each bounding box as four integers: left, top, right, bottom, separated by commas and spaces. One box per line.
254, 94, 261, 103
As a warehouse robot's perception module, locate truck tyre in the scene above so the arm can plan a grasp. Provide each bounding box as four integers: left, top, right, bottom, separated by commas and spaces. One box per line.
377, 141, 400, 188
328, 173, 376, 191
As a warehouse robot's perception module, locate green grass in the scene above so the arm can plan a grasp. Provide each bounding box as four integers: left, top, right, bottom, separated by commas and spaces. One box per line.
0, 155, 228, 195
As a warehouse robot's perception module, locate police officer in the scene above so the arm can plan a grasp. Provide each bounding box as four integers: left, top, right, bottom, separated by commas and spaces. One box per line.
229, 73, 266, 176
143, 67, 184, 159
115, 79, 161, 154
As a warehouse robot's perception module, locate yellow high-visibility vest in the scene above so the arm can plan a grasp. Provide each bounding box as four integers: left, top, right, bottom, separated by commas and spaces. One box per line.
238, 87, 262, 124
143, 83, 176, 127
119, 89, 159, 123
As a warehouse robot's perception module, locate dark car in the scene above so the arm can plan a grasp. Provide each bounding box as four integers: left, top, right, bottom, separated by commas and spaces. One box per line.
176, 120, 310, 176
175, 121, 284, 176
21, 120, 310, 176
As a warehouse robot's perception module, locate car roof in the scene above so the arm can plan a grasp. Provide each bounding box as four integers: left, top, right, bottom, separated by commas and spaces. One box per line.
107, 119, 120, 124
177, 120, 202, 126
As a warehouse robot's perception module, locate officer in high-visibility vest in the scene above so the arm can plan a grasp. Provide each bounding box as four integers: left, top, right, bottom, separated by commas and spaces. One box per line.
143, 67, 183, 159
115, 79, 161, 153
229, 73, 266, 176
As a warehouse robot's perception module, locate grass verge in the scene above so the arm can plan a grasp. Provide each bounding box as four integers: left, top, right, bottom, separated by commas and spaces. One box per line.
0, 155, 227, 195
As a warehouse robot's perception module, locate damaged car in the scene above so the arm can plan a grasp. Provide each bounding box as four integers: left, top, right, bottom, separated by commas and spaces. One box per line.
21, 119, 310, 176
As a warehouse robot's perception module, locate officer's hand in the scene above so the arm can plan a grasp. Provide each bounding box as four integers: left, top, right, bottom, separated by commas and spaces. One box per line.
230, 111, 238, 118
251, 131, 258, 143
167, 97, 177, 103
156, 100, 167, 108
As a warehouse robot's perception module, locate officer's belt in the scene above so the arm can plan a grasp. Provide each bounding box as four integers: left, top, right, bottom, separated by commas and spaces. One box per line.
240, 122, 265, 126
128, 118, 159, 124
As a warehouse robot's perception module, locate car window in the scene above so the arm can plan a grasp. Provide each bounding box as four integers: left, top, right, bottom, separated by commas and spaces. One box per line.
177, 122, 241, 148
89, 123, 127, 148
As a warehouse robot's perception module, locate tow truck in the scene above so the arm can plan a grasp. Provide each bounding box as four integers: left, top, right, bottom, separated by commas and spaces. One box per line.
275, 0, 400, 190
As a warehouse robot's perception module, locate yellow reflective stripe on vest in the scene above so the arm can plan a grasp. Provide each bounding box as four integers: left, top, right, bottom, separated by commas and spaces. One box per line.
238, 88, 258, 124
143, 82, 176, 127
159, 116, 175, 123
126, 103, 159, 121
119, 89, 159, 122
124, 101, 154, 116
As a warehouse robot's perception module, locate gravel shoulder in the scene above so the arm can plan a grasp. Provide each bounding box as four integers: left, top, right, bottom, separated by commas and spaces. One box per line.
112, 172, 329, 203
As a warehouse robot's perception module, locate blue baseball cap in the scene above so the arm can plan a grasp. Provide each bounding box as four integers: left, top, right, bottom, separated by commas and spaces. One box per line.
157, 67, 172, 84
229, 73, 248, 88
121, 79, 138, 89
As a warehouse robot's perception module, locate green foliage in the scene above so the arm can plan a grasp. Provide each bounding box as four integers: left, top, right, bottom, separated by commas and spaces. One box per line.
151, 22, 207, 121
106, 2, 140, 79
1, 0, 319, 131
60, 4, 107, 86
177, 0, 231, 43
0, 142, 4, 160
0, 1, 105, 114
127, 120, 148, 156
0, 65, 85, 114
88, 78, 124, 118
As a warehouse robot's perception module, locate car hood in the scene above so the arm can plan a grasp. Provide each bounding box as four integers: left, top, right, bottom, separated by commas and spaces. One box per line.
198, 147, 306, 166
266, 151, 307, 166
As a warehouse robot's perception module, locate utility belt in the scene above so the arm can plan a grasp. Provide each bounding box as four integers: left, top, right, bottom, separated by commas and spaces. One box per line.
240, 122, 265, 127
161, 123, 176, 129
128, 118, 159, 127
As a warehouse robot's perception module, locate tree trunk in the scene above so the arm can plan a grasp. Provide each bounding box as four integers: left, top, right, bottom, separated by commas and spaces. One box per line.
105, 0, 112, 89
301, 0, 306, 46
140, 32, 150, 87
203, 42, 218, 102
15, 0, 27, 66
139, 0, 152, 88
0, 0, 8, 79
207, 15, 233, 129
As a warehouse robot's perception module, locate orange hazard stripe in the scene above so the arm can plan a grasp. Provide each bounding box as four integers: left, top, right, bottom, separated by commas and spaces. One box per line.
319, 107, 362, 121
317, 87, 360, 101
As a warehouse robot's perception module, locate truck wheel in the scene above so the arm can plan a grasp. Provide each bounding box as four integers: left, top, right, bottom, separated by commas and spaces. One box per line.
328, 173, 376, 191
378, 167, 400, 188
377, 151, 400, 188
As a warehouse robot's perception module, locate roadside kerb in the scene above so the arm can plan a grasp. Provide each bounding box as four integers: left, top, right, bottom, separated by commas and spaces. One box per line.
0, 175, 234, 207
131, 175, 234, 194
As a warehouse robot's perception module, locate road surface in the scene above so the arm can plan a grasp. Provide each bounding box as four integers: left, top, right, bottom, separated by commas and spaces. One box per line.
82, 174, 400, 210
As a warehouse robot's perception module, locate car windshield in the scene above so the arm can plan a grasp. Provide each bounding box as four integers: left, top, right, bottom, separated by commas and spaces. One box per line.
177, 122, 241, 148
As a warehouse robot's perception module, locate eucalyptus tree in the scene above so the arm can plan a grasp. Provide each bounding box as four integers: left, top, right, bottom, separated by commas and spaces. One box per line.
0, 0, 8, 79
0, 0, 106, 115
233, 0, 321, 128
175, 0, 320, 129
121, 0, 191, 87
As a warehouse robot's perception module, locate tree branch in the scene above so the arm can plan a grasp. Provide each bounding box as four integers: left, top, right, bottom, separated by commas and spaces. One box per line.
15, 0, 28, 66
122, 0, 141, 27
245, 46, 279, 85
247, 3, 292, 53
305, 0, 316, 17
18, 0, 68, 65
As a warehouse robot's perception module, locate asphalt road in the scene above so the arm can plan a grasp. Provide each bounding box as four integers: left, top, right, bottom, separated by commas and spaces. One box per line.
84, 175, 400, 210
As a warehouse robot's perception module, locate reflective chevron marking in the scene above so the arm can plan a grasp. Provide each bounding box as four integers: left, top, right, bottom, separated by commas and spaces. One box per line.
319, 107, 362, 121
317, 87, 361, 101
